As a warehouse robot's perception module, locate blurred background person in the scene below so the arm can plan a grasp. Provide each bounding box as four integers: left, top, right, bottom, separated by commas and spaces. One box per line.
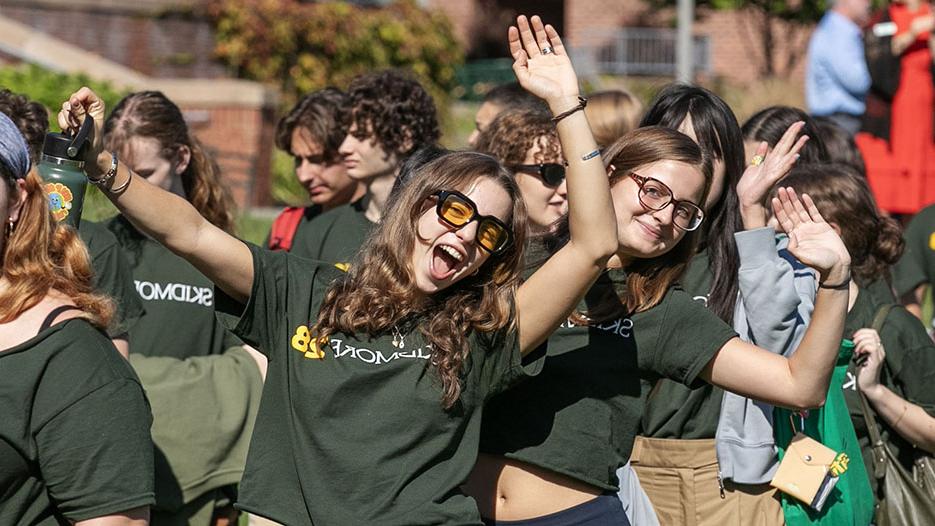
584, 88, 644, 149
475, 108, 567, 235
296, 70, 440, 266
857, 0, 935, 215
468, 81, 548, 147
102, 90, 253, 526
806, 0, 872, 134
267, 88, 363, 252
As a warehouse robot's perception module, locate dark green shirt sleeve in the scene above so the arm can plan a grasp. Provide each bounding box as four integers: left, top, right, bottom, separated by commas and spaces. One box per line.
470, 316, 544, 401
36, 379, 155, 522
642, 289, 737, 386
893, 206, 935, 297
216, 243, 328, 358
884, 308, 935, 416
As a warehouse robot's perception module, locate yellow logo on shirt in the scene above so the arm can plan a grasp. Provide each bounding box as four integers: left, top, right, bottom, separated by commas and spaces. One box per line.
334, 262, 350, 272
291, 325, 325, 359
928, 232, 935, 250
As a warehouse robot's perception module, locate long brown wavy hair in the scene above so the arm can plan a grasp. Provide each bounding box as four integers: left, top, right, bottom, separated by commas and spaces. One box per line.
313, 152, 527, 409
777, 163, 903, 286
103, 91, 236, 233
549, 126, 711, 321
1, 170, 113, 327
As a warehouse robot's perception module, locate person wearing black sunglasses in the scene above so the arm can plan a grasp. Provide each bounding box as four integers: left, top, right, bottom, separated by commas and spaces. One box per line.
475, 108, 569, 233
59, 14, 620, 526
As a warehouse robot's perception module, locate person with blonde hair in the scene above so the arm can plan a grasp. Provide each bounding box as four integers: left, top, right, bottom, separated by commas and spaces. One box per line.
584, 88, 644, 149
0, 113, 154, 525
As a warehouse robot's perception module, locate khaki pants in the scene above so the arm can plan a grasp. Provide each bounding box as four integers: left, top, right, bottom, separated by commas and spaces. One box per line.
630, 437, 785, 526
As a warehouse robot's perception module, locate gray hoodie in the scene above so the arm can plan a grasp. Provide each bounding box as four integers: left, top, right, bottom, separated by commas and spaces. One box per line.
714, 227, 817, 484
616, 227, 817, 524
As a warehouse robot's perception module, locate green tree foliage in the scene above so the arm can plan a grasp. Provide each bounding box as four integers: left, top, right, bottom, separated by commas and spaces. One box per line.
0, 63, 126, 129
207, 0, 463, 108
0, 64, 128, 220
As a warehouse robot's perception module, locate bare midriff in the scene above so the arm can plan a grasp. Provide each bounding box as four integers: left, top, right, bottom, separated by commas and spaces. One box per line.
463, 453, 604, 521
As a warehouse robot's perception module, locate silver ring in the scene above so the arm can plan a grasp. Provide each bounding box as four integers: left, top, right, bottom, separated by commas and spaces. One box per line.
541, 45, 554, 55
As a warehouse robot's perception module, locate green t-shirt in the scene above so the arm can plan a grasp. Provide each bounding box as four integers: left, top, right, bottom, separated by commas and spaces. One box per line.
0, 319, 154, 525
290, 198, 375, 266
841, 288, 935, 498
79, 219, 145, 337
129, 347, 263, 511
893, 203, 935, 299
216, 243, 533, 526
106, 215, 240, 358
262, 205, 323, 250
640, 250, 726, 439
480, 269, 737, 490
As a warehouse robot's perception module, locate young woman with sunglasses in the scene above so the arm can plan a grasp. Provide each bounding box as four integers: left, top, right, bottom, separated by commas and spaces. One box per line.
58, 15, 618, 525
475, 108, 568, 233
466, 117, 852, 524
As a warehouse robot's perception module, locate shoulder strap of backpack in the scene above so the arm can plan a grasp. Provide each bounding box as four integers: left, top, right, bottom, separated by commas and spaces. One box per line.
871, 303, 895, 333
268, 207, 306, 251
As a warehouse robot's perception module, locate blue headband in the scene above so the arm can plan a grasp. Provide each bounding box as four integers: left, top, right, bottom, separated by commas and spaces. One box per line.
0, 112, 31, 180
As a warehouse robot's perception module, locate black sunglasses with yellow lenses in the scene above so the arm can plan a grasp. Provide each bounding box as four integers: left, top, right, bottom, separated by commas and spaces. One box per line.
433, 190, 511, 254
509, 163, 566, 187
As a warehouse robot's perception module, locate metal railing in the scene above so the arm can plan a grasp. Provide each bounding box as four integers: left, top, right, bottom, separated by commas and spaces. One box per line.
574, 28, 711, 77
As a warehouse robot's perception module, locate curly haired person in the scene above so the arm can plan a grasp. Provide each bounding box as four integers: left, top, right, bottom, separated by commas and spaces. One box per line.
293, 70, 440, 266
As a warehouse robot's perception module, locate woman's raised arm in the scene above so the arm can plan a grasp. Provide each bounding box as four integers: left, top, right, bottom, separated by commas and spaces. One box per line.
511, 15, 618, 354
701, 189, 852, 410
59, 88, 253, 303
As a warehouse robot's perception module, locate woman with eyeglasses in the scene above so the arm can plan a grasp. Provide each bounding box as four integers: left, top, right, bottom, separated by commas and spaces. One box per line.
56, 15, 619, 526
617, 88, 816, 525
475, 108, 568, 234
465, 118, 853, 524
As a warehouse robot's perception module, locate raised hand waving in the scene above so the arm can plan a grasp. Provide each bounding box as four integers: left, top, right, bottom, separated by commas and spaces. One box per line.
508, 15, 580, 106
771, 187, 851, 285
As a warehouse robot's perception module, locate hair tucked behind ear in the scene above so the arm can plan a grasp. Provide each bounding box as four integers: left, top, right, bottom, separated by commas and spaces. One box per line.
104, 91, 237, 234
313, 152, 527, 409
778, 163, 902, 285
1, 170, 113, 327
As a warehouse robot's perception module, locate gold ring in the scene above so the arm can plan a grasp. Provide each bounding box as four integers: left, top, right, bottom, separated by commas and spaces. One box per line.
751, 155, 764, 167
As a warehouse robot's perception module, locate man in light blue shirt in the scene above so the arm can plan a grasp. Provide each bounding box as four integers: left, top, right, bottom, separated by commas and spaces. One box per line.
806, 0, 872, 134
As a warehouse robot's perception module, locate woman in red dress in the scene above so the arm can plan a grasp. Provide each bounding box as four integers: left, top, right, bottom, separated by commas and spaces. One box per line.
857, 0, 935, 214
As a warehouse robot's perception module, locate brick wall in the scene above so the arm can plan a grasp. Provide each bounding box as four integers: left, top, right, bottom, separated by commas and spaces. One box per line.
1, 0, 228, 79
185, 105, 276, 208
695, 7, 811, 85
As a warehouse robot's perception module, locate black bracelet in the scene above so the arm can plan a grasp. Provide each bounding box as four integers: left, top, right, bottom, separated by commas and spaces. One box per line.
551, 96, 587, 123
819, 276, 851, 290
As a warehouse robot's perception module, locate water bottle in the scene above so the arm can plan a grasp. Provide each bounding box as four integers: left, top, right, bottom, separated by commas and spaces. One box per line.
37, 115, 93, 228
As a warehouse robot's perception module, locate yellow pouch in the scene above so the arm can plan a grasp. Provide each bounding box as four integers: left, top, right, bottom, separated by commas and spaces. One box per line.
770, 432, 841, 511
